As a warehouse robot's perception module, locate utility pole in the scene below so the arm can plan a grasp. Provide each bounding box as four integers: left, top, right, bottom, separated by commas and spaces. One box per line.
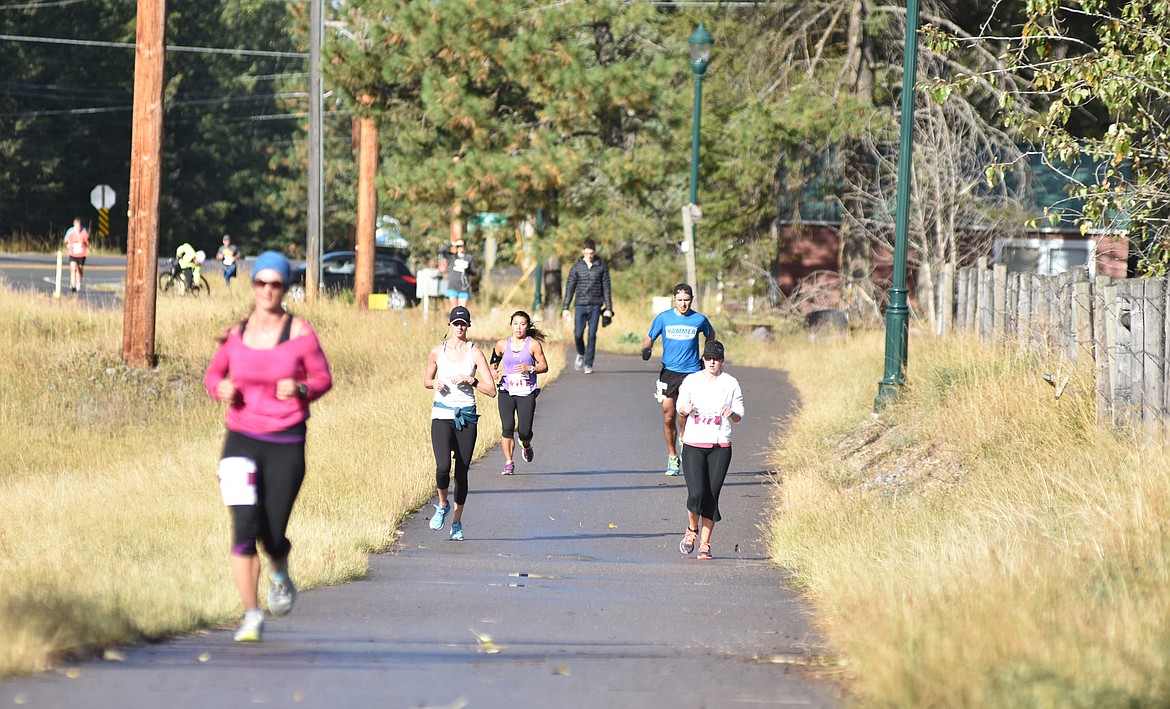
122, 0, 166, 368
354, 114, 377, 310
306, 0, 323, 302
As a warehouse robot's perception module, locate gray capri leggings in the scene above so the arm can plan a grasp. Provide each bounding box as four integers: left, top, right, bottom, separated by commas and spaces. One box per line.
681, 444, 733, 522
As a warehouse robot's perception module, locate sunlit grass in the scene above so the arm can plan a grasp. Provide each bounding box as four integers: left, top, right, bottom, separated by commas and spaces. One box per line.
0, 284, 564, 676
767, 328, 1170, 706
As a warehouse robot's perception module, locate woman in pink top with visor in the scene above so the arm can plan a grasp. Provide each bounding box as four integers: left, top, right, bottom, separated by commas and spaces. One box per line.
203, 250, 333, 642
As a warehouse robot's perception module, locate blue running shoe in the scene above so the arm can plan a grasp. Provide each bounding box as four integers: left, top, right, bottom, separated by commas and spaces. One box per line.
430, 502, 449, 530
450, 520, 463, 541
665, 455, 681, 476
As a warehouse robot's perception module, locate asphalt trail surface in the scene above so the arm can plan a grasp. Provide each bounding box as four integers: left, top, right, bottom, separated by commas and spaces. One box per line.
0, 350, 840, 708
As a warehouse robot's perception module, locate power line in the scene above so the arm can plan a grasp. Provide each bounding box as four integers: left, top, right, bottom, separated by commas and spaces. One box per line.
0, 91, 308, 118
0, 0, 95, 10
0, 33, 308, 58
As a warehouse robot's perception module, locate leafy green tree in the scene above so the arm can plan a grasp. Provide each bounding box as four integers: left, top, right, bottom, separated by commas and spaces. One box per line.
324, 0, 688, 269
934, 0, 1170, 274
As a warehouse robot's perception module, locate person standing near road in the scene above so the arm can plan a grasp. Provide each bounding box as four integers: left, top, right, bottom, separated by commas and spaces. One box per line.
444, 239, 475, 307
424, 305, 497, 541
216, 234, 242, 288
63, 217, 90, 293
675, 340, 743, 561
203, 250, 334, 643
491, 310, 548, 475
560, 239, 613, 375
641, 283, 715, 476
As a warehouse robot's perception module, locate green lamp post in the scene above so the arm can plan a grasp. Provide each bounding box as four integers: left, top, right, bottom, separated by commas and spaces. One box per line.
874, 0, 921, 410
685, 23, 713, 294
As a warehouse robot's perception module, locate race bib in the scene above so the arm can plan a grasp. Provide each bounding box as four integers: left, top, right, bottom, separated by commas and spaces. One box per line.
217, 456, 258, 507
505, 373, 535, 395
70, 241, 84, 255
453, 258, 469, 273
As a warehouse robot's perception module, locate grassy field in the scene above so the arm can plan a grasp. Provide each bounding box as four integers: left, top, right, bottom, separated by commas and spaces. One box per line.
768, 328, 1170, 707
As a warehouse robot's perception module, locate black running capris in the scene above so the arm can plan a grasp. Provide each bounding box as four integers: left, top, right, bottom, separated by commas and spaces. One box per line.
431, 418, 477, 505
680, 444, 733, 522
220, 429, 306, 559
498, 389, 537, 441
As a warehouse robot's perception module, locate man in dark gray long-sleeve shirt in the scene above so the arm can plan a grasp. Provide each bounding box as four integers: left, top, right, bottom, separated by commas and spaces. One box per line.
561, 239, 614, 374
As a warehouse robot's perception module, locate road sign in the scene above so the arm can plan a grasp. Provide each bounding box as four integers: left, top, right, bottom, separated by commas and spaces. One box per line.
90, 184, 115, 210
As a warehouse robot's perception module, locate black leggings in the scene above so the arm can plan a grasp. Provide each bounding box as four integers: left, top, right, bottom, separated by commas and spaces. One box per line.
221, 430, 306, 558
498, 389, 537, 441
431, 418, 477, 505
681, 444, 733, 523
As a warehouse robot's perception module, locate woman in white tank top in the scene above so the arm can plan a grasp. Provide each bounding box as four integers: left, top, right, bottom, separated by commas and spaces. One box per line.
423, 306, 497, 541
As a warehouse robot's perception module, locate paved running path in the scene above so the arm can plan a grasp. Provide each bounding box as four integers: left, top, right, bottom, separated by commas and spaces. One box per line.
0, 350, 840, 708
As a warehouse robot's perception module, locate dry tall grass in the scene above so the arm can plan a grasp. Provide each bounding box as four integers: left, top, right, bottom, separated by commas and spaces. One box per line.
768, 329, 1170, 706
0, 285, 563, 677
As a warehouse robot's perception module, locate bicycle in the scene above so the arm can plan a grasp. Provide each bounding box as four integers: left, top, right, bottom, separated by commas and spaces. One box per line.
158, 258, 211, 296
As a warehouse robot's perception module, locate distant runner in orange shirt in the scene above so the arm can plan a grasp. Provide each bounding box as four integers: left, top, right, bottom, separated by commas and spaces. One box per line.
63, 217, 90, 293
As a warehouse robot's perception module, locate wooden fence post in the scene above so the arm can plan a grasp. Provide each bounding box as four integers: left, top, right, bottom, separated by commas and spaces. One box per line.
1073, 279, 1093, 364
1142, 278, 1166, 438
1094, 277, 1110, 427
938, 262, 954, 336
1018, 273, 1033, 352
993, 263, 1008, 339
978, 259, 993, 341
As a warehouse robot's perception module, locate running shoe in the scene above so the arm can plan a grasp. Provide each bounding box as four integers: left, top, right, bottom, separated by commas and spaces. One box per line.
267, 571, 296, 617
680, 528, 698, 555
521, 442, 534, 463
233, 610, 264, 643
583, 365, 593, 374
430, 502, 450, 530
502, 461, 515, 475
450, 520, 464, 541
665, 455, 682, 476
574, 354, 584, 370
698, 542, 713, 560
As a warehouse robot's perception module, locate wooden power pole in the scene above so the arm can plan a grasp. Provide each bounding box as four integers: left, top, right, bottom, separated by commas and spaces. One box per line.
122, 0, 167, 367
306, 0, 323, 302
354, 115, 377, 310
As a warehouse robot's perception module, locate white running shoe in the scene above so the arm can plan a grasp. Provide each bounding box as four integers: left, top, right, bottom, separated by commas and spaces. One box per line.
234, 610, 264, 642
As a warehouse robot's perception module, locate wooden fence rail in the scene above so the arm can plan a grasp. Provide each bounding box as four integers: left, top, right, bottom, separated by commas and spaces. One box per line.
939, 264, 1169, 436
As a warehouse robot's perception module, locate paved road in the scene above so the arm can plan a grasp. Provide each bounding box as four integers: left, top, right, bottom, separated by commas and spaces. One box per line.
0, 350, 840, 708
0, 252, 128, 305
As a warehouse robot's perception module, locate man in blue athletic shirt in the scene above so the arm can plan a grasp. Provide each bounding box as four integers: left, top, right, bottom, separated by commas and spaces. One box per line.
641, 283, 715, 476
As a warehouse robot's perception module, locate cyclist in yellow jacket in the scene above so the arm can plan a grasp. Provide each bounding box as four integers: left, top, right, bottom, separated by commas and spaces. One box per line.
175, 242, 203, 293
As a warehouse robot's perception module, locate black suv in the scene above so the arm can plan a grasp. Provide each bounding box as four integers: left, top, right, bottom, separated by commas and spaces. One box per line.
288, 251, 420, 308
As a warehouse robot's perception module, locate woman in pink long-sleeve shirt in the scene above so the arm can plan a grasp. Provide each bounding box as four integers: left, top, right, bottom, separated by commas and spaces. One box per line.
203, 250, 333, 643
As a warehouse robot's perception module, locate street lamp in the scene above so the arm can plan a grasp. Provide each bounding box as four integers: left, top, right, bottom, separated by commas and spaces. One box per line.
684, 23, 713, 301
874, 0, 920, 409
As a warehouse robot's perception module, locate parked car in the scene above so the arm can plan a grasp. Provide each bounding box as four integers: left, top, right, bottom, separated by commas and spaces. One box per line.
288, 251, 419, 308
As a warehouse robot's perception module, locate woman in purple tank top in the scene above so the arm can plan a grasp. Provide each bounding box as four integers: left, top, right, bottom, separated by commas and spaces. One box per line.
490, 311, 548, 475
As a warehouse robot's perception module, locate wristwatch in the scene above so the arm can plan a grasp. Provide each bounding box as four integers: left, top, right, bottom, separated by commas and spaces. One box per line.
296, 382, 309, 398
